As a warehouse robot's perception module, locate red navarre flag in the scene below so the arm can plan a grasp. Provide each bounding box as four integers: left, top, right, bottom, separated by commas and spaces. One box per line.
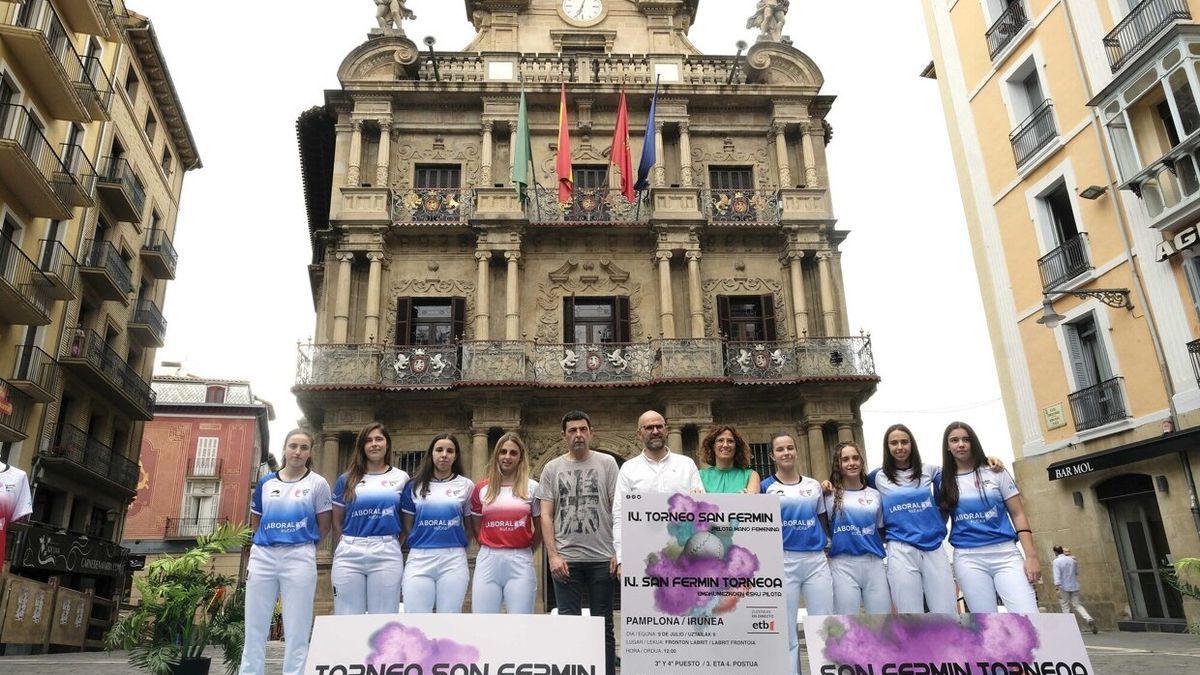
610, 86, 634, 202
556, 83, 573, 203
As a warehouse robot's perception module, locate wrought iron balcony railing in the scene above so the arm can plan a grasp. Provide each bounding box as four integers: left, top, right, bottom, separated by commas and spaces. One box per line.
141, 228, 178, 279
6, 0, 90, 110
10, 344, 60, 403
130, 297, 167, 346
36, 239, 78, 299
0, 229, 53, 326
1104, 0, 1191, 73
0, 378, 32, 442
95, 155, 146, 222
529, 186, 642, 225
164, 517, 229, 539
1068, 377, 1128, 432
533, 342, 655, 383
40, 423, 139, 492
55, 142, 97, 205
1038, 233, 1092, 291
1188, 339, 1200, 388
64, 326, 155, 417
1010, 100, 1057, 167
78, 54, 113, 117
0, 103, 71, 218
985, 1, 1030, 60
186, 456, 223, 477
79, 238, 133, 298
703, 189, 781, 224
391, 188, 474, 223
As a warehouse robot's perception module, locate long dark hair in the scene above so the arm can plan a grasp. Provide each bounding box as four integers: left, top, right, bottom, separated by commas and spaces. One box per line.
700, 424, 751, 468
937, 421, 987, 512
411, 433, 464, 498
829, 441, 865, 520
342, 422, 391, 504
881, 423, 921, 485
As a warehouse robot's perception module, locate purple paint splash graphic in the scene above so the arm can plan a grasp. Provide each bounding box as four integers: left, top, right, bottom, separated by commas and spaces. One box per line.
367, 621, 481, 669
821, 615, 1040, 666
643, 494, 761, 617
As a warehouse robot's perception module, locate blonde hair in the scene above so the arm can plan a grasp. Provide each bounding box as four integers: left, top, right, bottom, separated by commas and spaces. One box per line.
483, 432, 531, 505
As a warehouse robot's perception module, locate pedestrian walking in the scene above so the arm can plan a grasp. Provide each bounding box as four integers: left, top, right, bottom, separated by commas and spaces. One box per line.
1053, 545, 1098, 633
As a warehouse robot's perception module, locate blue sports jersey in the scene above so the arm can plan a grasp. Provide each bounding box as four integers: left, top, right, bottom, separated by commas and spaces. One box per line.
400, 474, 474, 549
251, 470, 333, 546
867, 466, 948, 551
333, 467, 410, 537
939, 469, 1020, 548
761, 475, 827, 552
822, 487, 886, 558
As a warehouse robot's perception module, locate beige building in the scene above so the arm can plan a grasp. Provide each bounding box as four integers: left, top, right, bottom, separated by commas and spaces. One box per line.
295, 0, 876, 612
0, 1, 198, 650
922, 0, 1200, 630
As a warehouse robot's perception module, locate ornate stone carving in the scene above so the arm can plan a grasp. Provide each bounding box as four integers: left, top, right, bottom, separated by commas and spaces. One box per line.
375, 0, 415, 33
746, 0, 790, 42
701, 277, 788, 338
535, 265, 644, 343
384, 278, 476, 343
690, 138, 771, 189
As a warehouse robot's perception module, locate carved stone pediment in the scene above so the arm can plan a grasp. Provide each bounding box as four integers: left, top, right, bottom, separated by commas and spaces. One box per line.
744, 41, 823, 89
338, 36, 420, 83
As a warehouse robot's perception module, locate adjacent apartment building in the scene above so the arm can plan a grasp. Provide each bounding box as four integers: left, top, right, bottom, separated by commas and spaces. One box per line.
922, 0, 1200, 630
294, 0, 877, 612
0, 0, 198, 650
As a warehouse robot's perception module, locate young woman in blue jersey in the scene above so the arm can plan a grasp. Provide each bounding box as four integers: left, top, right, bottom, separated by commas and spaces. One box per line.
698, 424, 761, 493
241, 429, 332, 675
760, 432, 833, 675
824, 441, 890, 615
937, 421, 1040, 613
331, 422, 410, 615
400, 433, 474, 613
468, 432, 540, 614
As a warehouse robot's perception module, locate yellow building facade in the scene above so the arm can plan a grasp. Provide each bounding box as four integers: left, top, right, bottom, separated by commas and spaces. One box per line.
923, 0, 1200, 631
0, 1, 198, 650
295, 0, 876, 613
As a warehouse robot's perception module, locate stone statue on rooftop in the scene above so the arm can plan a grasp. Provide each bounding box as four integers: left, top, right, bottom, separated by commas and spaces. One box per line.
746, 0, 790, 42
376, 0, 416, 32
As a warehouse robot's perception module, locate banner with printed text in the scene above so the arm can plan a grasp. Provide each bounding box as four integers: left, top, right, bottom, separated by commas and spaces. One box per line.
305, 613, 604, 675
620, 491, 789, 675
804, 613, 1096, 675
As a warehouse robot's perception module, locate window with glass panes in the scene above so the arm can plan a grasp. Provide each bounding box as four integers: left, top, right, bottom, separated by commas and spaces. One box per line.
717, 295, 777, 342
563, 296, 631, 343
708, 166, 754, 190
414, 165, 461, 189
394, 297, 466, 345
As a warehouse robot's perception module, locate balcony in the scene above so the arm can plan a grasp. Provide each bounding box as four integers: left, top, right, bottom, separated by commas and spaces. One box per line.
1068, 377, 1129, 431
78, 55, 113, 120
1188, 339, 1200, 388
1038, 233, 1092, 291
140, 228, 178, 279
56, 0, 110, 37
1104, 0, 1191, 73
94, 156, 145, 223
10, 344, 61, 403
985, 1, 1030, 60
78, 238, 133, 302
0, 104, 72, 219
186, 456, 223, 477
1010, 100, 1058, 168
53, 142, 97, 207
0, 230, 53, 326
703, 189, 781, 225
37, 239, 78, 300
296, 336, 877, 389
391, 187, 474, 225
61, 327, 155, 420
528, 186, 643, 226
1121, 127, 1200, 230
39, 424, 139, 495
164, 517, 229, 539
128, 298, 167, 348
0, 0, 91, 121
0, 379, 33, 442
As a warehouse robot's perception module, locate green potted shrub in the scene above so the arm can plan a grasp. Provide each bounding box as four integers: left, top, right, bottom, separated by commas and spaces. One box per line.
107, 523, 251, 675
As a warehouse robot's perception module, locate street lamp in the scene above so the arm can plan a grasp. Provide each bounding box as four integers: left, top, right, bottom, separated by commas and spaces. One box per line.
1036, 288, 1133, 328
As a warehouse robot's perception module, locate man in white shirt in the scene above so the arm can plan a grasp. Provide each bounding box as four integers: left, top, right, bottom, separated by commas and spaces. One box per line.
612, 410, 704, 565
1052, 545, 1097, 634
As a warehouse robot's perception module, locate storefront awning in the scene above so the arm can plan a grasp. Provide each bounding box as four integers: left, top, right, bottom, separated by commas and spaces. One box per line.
1046, 426, 1200, 481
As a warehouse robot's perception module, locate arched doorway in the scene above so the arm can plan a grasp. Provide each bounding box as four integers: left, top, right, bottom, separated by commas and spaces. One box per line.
1095, 474, 1185, 626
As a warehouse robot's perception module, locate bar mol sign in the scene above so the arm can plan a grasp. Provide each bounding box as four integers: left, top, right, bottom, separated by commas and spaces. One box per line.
1155, 223, 1199, 261
1052, 461, 1094, 480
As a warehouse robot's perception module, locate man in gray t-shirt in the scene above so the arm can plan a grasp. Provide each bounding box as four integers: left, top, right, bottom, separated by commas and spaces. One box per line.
538, 410, 618, 675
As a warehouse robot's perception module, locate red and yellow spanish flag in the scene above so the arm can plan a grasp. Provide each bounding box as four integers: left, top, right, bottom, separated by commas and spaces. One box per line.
610, 86, 634, 203
556, 83, 573, 203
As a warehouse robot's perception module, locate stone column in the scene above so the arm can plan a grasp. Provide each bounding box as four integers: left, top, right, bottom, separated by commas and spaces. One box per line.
807, 423, 828, 481
475, 251, 492, 340
347, 120, 363, 186
787, 252, 808, 337
685, 251, 704, 338
376, 120, 392, 186
654, 120, 666, 187
332, 252, 355, 343
817, 251, 838, 336
837, 423, 855, 444
679, 120, 693, 188
802, 121, 820, 188
668, 428, 683, 455
655, 250, 675, 338
363, 252, 384, 342
318, 433, 341, 559
471, 428, 489, 489
504, 252, 521, 340
773, 121, 792, 187
480, 120, 494, 187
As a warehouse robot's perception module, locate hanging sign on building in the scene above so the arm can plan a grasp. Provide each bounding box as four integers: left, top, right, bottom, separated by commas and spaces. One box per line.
305, 613, 603, 675
804, 613, 1096, 675
15, 525, 127, 577
620, 492, 789, 675
1155, 223, 1199, 261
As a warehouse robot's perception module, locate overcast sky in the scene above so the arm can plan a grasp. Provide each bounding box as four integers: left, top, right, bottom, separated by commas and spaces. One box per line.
139, 0, 1015, 469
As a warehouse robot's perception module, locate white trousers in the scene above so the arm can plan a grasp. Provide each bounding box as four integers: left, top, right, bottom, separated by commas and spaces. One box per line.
886, 540, 958, 614
331, 535, 403, 615
402, 547, 469, 613
953, 541, 1039, 614
471, 546, 536, 614
830, 554, 892, 615
240, 543, 316, 675
783, 550, 833, 675
1058, 589, 1094, 623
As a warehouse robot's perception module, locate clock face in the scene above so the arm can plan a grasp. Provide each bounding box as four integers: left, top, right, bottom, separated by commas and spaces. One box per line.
562, 0, 603, 23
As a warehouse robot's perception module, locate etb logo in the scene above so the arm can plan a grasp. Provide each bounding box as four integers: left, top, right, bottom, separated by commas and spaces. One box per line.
752, 620, 776, 631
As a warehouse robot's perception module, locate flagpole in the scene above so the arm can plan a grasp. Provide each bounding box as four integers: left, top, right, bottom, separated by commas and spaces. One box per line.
634, 75, 661, 221
518, 77, 542, 222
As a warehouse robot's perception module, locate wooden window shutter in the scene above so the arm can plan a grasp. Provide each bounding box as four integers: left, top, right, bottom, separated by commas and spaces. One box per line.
717, 295, 732, 339
1064, 321, 1091, 390
395, 296, 412, 345
760, 294, 777, 341
451, 297, 467, 341
615, 296, 631, 343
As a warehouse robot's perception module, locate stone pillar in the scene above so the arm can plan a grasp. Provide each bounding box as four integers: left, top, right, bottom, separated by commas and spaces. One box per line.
685, 251, 704, 338
347, 120, 363, 186
504, 252, 521, 340
787, 252, 808, 337
807, 423, 828, 481
475, 251, 492, 340
363, 252, 384, 342
471, 428, 489, 488
837, 423, 855, 444
375, 120, 392, 186
817, 251, 838, 336
318, 433, 341, 559
802, 121, 820, 188
679, 120, 693, 188
332, 251, 355, 343
654, 120, 666, 187
773, 121, 792, 187
480, 120, 494, 187
655, 250, 675, 338
668, 428, 683, 455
